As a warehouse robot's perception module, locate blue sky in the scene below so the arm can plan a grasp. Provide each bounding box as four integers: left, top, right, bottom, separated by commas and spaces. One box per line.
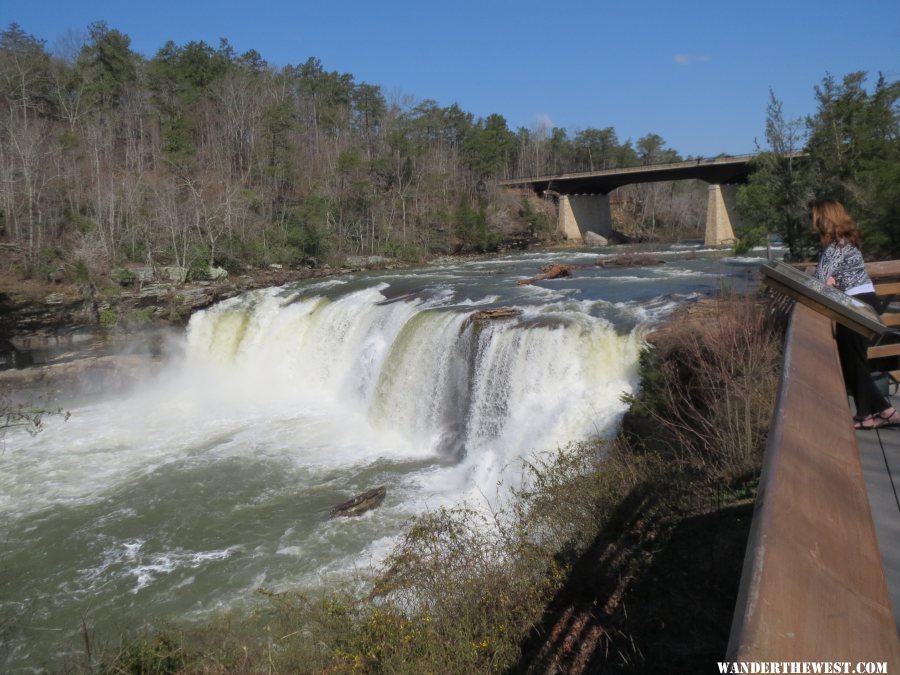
3, 0, 898, 158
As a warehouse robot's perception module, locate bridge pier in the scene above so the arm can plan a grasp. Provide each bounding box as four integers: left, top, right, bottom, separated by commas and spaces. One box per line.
705, 184, 740, 246
558, 194, 613, 243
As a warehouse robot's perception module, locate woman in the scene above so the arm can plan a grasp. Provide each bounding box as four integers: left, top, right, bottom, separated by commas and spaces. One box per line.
811, 199, 899, 429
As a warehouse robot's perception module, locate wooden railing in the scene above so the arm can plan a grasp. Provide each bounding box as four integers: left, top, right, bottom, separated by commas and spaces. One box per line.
726, 303, 900, 665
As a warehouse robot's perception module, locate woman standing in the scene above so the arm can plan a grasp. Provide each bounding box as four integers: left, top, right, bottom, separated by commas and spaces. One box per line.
811, 199, 899, 429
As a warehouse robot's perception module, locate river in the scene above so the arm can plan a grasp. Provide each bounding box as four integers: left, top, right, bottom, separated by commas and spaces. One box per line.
0, 244, 771, 669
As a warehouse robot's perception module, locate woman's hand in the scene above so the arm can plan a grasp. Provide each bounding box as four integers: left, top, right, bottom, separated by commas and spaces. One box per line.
826, 276, 836, 287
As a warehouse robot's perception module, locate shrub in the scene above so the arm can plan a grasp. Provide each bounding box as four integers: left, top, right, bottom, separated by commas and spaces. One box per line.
627, 292, 783, 481
102, 633, 188, 674
110, 267, 136, 286
99, 308, 118, 327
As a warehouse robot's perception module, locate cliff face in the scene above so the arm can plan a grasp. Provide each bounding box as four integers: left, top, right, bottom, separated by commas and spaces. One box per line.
0, 266, 351, 368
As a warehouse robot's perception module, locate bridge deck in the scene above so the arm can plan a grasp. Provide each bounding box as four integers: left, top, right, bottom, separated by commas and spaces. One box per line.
856, 393, 900, 631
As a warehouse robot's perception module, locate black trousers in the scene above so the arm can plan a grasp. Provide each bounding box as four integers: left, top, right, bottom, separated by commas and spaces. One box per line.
836, 292, 889, 418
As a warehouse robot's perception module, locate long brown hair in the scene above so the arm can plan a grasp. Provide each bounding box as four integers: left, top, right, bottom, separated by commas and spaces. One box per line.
810, 199, 861, 247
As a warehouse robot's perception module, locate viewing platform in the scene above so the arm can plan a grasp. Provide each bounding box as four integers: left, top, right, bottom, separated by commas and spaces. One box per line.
727, 273, 900, 665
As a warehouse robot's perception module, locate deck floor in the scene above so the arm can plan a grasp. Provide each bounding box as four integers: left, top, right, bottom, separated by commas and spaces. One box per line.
856, 392, 900, 632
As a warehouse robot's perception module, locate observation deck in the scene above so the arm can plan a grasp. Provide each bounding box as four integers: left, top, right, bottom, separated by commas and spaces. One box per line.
727, 273, 900, 665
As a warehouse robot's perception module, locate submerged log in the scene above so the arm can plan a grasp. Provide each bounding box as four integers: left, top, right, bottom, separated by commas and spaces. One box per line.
516, 263, 572, 286
330, 486, 387, 518
470, 307, 523, 321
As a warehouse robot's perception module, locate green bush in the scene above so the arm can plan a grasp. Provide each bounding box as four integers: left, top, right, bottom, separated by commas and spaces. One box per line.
518, 197, 552, 236
73, 260, 92, 285
454, 200, 501, 253
110, 267, 136, 286
99, 308, 118, 327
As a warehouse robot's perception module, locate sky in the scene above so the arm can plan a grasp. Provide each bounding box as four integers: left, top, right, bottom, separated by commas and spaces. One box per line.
2, 0, 899, 159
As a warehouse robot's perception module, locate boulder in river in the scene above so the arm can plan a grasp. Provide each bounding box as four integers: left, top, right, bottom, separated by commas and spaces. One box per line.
583, 231, 609, 247
330, 486, 387, 518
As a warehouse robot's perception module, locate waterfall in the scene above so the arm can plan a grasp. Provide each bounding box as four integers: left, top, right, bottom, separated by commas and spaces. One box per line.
185, 284, 644, 492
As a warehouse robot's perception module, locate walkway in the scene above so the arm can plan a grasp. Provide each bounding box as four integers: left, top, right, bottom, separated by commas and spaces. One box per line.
856, 392, 900, 632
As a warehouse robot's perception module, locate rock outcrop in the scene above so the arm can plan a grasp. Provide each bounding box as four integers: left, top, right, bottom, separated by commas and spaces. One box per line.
330, 486, 387, 518
470, 308, 523, 321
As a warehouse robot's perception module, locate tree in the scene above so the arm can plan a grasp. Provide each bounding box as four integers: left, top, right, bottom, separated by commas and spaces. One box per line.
737, 90, 812, 259
0, 23, 52, 117
806, 72, 900, 257
453, 198, 498, 252
0, 24, 59, 272
352, 82, 386, 161
637, 133, 679, 165
76, 22, 137, 109
573, 127, 621, 171
462, 113, 515, 179
0, 21, 724, 281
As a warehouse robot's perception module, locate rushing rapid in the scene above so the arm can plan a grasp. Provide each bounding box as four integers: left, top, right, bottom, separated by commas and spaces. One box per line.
0, 245, 767, 668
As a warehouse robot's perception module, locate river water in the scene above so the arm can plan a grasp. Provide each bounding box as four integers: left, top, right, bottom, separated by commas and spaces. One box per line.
0, 244, 770, 669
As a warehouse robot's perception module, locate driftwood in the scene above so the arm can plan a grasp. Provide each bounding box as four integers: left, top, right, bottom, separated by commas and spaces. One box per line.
470, 307, 523, 321
330, 486, 386, 518
596, 254, 665, 268
517, 264, 572, 286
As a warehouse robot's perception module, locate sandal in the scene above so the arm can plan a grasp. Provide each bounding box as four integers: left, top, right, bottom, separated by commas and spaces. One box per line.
854, 415, 881, 430
854, 408, 900, 430
874, 407, 900, 427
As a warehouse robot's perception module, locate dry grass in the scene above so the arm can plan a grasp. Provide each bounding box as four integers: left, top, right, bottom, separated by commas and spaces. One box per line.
630, 292, 783, 481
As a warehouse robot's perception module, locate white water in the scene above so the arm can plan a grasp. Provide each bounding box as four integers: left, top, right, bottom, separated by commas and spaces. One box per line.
182, 283, 643, 501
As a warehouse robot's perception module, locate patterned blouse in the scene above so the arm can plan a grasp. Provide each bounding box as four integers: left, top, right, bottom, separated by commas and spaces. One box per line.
814, 241, 873, 294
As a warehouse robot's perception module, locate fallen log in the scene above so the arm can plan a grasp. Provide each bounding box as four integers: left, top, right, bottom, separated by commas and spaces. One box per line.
596, 254, 665, 268
517, 264, 572, 286
330, 486, 387, 518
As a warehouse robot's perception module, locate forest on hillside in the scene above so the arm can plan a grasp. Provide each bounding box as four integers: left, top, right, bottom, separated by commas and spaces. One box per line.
0, 22, 706, 286
3, 21, 896, 289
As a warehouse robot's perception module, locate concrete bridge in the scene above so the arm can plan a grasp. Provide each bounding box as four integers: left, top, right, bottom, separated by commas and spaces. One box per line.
500, 154, 760, 246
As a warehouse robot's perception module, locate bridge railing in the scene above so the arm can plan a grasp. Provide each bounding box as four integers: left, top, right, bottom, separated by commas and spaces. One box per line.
726, 303, 900, 665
